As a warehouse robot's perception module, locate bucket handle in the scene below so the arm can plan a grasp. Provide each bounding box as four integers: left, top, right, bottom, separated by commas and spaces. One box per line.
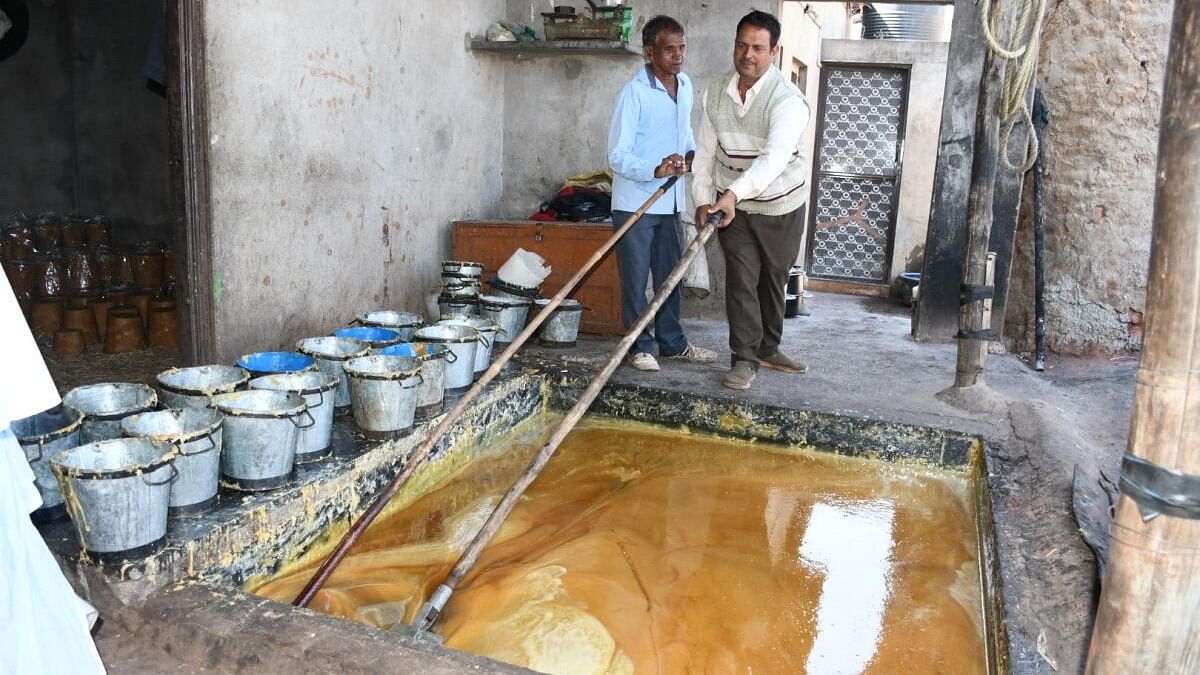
291, 408, 317, 429
28, 436, 46, 462
476, 332, 492, 349
443, 348, 458, 364
177, 431, 217, 457
312, 388, 325, 409
142, 463, 179, 486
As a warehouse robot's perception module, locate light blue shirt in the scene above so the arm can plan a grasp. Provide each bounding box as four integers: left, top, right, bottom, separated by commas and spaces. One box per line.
607, 65, 695, 214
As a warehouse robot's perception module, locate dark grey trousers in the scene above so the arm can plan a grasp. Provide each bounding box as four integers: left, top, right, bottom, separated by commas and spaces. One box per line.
717, 207, 806, 365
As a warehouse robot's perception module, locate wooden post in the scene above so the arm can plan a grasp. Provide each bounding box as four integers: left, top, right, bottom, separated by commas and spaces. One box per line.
1086, 1, 1200, 671
953, 0, 1010, 388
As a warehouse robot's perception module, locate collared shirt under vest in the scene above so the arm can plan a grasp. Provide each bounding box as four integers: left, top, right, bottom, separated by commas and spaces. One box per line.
692, 65, 811, 216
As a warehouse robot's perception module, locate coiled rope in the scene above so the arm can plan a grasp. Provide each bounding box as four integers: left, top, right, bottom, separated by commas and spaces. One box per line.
981, 0, 1048, 172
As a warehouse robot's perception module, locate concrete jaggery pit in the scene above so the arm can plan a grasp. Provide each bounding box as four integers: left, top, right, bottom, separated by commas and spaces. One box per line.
49, 293, 1132, 673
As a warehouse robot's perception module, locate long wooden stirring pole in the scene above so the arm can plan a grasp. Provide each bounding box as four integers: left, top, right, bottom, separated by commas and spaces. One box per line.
293, 175, 683, 607
408, 211, 723, 635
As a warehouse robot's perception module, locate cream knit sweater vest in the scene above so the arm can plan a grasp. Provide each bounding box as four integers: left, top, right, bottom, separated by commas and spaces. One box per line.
706, 67, 810, 216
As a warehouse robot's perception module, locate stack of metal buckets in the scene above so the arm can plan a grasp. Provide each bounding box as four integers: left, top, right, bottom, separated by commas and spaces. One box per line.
13, 259, 580, 565
438, 260, 484, 317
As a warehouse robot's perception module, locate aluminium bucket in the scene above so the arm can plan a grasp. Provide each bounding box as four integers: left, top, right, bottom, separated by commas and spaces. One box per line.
12, 405, 83, 522
235, 351, 317, 378
413, 325, 479, 392
375, 343, 451, 419
438, 295, 479, 318
157, 365, 249, 409
442, 260, 484, 278
50, 437, 177, 562
355, 310, 424, 342
479, 294, 530, 344
249, 371, 337, 464
488, 277, 540, 302
437, 317, 498, 377
210, 390, 310, 491
534, 298, 583, 347
121, 408, 223, 516
334, 326, 402, 349
63, 382, 158, 444
344, 355, 421, 439
296, 336, 370, 410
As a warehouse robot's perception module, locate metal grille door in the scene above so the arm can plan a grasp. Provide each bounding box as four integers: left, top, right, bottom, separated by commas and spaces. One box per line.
806, 66, 908, 283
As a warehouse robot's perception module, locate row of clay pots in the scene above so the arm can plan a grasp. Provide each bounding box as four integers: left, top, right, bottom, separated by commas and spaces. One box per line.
3, 216, 110, 255
33, 296, 179, 356
2, 246, 173, 301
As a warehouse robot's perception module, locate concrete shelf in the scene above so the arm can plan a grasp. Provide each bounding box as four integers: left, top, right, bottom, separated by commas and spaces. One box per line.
469, 38, 640, 57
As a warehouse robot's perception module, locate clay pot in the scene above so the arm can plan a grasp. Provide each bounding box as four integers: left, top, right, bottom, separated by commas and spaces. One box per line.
53, 329, 85, 356
85, 218, 110, 249
2, 259, 35, 300
66, 296, 90, 310
92, 246, 119, 287
34, 254, 65, 298
6, 225, 34, 252
32, 217, 61, 252
104, 313, 145, 354
131, 244, 164, 290
91, 299, 114, 340
63, 247, 96, 295
62, 307, 99, 345
61, 219, 86, 248
29, 300, 64, 337
128, 292, 154, 326
113, 251, 134, 286
147, 307, 179, 348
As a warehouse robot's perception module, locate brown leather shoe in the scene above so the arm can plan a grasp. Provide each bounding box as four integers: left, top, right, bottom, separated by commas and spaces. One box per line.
759, 351, 808, 374
722, 361, 758, 390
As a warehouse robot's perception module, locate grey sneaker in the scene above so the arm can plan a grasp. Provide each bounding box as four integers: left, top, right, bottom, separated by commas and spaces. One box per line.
668, 344, 718, 364
628, 352, 660, 372
760, 351, 808, 374
723, 361, 758, 390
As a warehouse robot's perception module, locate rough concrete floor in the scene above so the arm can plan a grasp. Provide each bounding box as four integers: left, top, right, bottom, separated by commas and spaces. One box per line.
59, 291, 1134, 674
529, 291, 1136, 674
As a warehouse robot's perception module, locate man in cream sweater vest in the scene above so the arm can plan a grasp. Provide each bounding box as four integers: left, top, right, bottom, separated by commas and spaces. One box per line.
693, 10, 811, 390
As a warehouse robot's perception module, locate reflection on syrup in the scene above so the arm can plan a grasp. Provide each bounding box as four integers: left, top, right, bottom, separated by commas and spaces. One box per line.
255, 418, 985, 674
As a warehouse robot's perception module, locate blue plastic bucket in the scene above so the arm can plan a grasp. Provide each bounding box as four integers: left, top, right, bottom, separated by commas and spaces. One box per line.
235, 351, 317, 377
333, 326, 402, 349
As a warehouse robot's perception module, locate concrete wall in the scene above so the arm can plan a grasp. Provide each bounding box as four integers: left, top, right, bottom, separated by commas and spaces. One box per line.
820, 39, 948, 284
0, 1, 168, 233
203, 0, 507, 360
1004, 0, 1173, 354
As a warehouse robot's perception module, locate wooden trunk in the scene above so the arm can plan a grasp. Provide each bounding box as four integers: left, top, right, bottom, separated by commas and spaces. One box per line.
451, 220, 624, 336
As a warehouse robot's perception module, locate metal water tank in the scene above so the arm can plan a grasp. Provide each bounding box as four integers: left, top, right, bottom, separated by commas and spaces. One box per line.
862, 3, 953, 41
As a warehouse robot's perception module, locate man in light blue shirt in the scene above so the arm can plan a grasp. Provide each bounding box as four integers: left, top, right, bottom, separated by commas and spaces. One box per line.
608, 15, 716, 372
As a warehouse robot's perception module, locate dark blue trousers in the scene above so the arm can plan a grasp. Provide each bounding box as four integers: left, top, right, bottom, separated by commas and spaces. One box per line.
612, 210, 687, 356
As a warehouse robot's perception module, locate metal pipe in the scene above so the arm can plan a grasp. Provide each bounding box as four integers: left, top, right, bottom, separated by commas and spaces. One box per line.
409, 212, 724, 636
1032, 88, 1048, 371
1086, 1, 1200, 671
291, 175, 681, 607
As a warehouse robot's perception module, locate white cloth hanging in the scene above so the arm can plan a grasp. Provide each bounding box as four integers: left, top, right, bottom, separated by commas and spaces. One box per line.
0, 272, 106, 675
